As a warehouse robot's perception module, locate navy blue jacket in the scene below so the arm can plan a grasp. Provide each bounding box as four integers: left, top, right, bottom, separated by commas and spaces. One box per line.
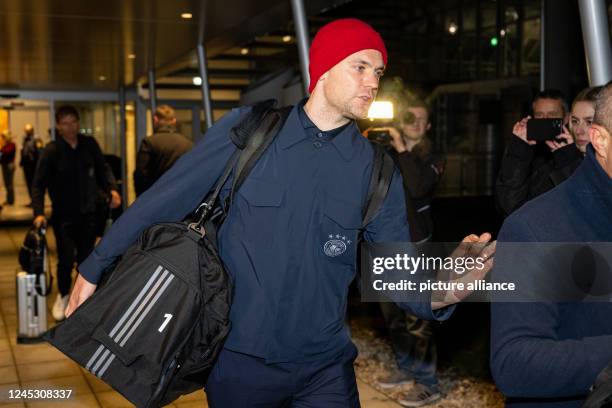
80, 103, 451, 363
491, 145, 612, 407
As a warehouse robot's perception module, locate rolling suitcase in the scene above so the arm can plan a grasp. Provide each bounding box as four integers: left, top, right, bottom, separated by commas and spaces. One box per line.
17, 227, 52, 343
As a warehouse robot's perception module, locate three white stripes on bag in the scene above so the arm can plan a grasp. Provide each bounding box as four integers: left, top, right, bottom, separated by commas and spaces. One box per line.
86, 266, 175, 378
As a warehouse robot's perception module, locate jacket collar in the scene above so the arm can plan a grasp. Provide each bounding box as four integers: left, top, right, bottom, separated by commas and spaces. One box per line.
278, 99, 359, 161
570, 144, 612, 213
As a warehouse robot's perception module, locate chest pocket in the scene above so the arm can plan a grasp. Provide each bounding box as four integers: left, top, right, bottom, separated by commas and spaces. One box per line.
320, 196, 362, 266
236, 178, 284, 238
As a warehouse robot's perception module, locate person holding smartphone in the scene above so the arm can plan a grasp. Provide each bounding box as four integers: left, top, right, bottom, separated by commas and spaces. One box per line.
495, 89, 584, 217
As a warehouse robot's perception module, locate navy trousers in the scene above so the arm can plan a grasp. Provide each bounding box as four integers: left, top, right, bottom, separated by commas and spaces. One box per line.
205, 342, 360, 408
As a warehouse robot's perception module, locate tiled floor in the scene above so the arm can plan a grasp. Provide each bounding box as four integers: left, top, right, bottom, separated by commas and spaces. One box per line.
0, 224, 401, 408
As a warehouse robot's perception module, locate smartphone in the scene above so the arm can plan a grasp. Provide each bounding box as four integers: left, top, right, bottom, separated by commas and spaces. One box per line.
527, 118, 564, 141
368, 129, 391, 145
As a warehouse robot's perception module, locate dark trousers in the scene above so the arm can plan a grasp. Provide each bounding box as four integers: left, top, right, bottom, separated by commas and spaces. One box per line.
380, 302, 438, 387
1, 162, 15, 204
52, 216, 97, 296
205, 342, 360, 408
23, 164, 36, 200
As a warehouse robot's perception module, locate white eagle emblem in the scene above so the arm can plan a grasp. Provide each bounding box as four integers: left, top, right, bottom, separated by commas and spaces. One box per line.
323, 234, 351, 257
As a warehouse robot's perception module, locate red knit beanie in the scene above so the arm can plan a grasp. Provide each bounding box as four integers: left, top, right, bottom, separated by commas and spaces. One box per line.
308, 18, 387, 93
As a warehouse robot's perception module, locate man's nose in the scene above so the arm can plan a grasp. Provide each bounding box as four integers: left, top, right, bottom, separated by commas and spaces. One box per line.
363, 72, 379, 89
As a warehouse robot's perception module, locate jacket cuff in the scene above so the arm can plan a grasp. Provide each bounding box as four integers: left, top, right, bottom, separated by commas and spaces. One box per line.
78, 251, 106, 284
506, 136, 534, 159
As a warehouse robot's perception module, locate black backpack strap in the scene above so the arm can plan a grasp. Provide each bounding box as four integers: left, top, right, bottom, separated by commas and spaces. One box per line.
362, 144, 395, 228
229, 105, 291, 205
189, 100, 291, 237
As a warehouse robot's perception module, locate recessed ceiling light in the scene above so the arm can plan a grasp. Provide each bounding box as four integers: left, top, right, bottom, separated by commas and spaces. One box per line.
181, 12, 192, 19
192, 76, 202, 86
448, 22, 458, 35
99, 75, 106, 81
128, 54, 136, 59
240, 48, 249, 55
282, 35, 292, 43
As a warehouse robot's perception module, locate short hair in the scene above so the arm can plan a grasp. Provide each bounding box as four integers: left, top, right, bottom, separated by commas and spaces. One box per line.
571, 86, 602, 111
55, 105, 80, 123
533, 89, 568, 114
154, 105, 176, 123
400, 97, 430, 123
593, 81, 612, 134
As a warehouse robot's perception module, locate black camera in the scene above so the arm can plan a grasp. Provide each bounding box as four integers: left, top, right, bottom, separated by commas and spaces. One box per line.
368, 128, 392, 145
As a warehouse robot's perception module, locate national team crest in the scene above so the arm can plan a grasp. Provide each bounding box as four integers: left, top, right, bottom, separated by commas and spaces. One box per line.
323, 234, 352, 257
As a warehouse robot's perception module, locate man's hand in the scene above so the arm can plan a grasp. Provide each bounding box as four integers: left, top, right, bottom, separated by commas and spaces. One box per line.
545, 124, 573, 152
431, 233, 496, 310
109, 190, 122, 209
513, 116, 536, 146
363, 127, 407, 153
33, 215, 46, 229
385, 127, 407, 153
64, 274, 97, 318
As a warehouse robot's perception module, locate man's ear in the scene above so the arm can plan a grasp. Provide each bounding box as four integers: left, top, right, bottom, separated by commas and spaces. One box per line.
426, 122, 432, 132
589, 124, 610, 158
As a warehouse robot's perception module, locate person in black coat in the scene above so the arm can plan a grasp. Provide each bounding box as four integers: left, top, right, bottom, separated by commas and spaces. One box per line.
134, 105, 193, 196
20, 124, 43, 205
32, 105, 121, 321
495, 89, 584, 217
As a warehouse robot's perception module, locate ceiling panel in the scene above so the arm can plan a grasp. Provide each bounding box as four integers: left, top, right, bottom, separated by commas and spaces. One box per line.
0, 0, 342, 90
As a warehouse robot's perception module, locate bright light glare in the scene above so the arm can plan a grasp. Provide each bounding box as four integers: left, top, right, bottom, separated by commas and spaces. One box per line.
367, 101, 394, 119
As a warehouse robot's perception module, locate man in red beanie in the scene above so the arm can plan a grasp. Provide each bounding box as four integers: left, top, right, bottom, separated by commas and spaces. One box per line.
67, 18, 494, 407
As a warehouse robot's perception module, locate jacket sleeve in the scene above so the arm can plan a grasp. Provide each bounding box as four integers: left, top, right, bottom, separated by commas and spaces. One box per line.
495, 136, 535, 217
394, 151, 442, 200
490, 217, 612, 398
78, 107, 248, 284
89, 138, 116, 193
31, 144, 55, 217
363, 168, 455, 322
133, 138, 153, 196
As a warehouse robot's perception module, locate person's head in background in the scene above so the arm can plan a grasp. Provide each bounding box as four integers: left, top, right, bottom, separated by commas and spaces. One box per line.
1, 129, 12, 144
399, 98, 431, 147
55, 105, 80, 141
153, 105, 177, 132
570, 87, 601, 154
532, 89, 568, 119
589, 81, 612, 178
24, 124, 34, 137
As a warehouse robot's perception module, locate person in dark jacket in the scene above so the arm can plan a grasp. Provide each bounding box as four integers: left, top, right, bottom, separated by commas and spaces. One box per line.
368, 98, 445, 406
490, 82, 612, 408
495, 89, 583, 217
32, 105, 121, 321
65, 19, 494, 407
20, 124, 43, 205
0, 130, 16, 205
134, 105, 193, 196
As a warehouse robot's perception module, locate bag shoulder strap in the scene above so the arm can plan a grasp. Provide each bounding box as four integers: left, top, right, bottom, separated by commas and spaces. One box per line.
230, 102, 291, 204
362, 143, 395, 228
189, 100, 290, 236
